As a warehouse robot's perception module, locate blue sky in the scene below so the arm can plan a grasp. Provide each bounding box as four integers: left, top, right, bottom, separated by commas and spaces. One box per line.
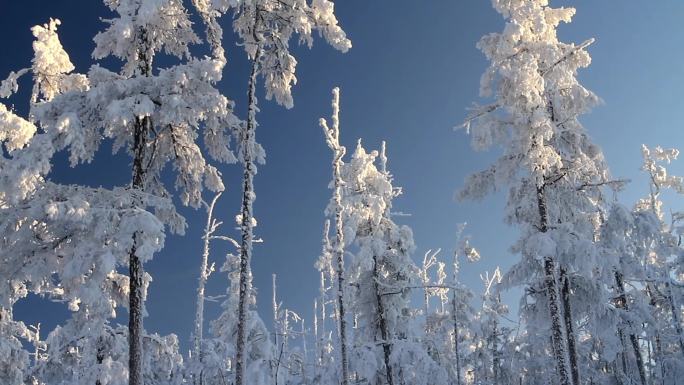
4, 1, 684, 353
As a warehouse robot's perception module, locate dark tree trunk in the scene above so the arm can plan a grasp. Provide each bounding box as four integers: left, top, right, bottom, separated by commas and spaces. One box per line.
614, 270, 647, 385
560, 267, 579, 385
127, 23, 154, 385
373, 256, 394, 385
235, 50, 260, 385
537, 186, 571, 385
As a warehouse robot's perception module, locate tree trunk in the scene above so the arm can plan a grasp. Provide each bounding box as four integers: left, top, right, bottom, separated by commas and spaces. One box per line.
614, 270, 647, 385
373, 256, 394, 385
647, 283, 665, 384
560, 267, 580, 385
491, 325, 499, 385
235, 49, 260, 385
452, 295, 462, 385
664, 281, 684, 358
129, 25, 153, 385
322, 87, 350, 385
334, 203, 350, 385
129, 115, 148, 385
193, 193, 221, 385
537, 186, 572, 385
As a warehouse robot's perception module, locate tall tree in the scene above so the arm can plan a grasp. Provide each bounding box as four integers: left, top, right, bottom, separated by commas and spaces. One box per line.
636, 145, 684, 380
460, 1, 614, 384
320, 87, 351, 385
340, 141, 444, 385
29, 2, 241, 383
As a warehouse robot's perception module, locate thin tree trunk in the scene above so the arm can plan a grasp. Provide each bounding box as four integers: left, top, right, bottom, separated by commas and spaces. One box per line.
314, 299, 320, 377
321, 88, 349, 385
490, 324, 499, 385
373, 255, 394, 385
647, 283, 666, 385
333, 195, 349, 385
614, 270, 647, 385
537, 186, 572, 385
452, 294, 462, 385
235, 47, 261, 385
302, 319, 309, 385
192, 193, 221, 385
273, 274, 279, 347
560, 267, 580, 385
664, 281, 684, 358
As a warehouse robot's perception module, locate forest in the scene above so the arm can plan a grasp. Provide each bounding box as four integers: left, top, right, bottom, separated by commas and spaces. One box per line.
1, 1, 683, 385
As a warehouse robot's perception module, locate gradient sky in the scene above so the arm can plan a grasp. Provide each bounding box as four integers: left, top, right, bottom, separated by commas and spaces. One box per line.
4, 1, 684, 354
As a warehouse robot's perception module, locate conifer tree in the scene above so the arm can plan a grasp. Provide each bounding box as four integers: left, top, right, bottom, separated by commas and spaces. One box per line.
460, 1, 615, 384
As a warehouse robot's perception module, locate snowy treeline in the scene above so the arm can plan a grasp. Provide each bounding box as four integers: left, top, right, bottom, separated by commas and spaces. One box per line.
0, 1, 683, 385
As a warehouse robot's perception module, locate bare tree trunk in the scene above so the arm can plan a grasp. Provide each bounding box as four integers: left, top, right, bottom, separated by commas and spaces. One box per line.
560, 267, 580, 385
314, 299, 320, 377
537, 186, 571, 385
192, 193, 222, 385
273, 274, 280, 347
235, 48, 260, 385
373, 255, 394, 385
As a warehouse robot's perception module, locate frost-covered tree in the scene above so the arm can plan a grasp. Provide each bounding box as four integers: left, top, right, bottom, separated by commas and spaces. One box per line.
450, 226, 480, 385
597, 202, 657, 385
320, 87, 351, 385
420, 226, 480, 385
459, 1, 616, 384
471, 269, 509, 385
190, 190, 244, 385
0, 13, 204, 384
204, 245, 274, 385
634, 145, 684, 381
339, 140, 445, 385
313, 220, 340, 385
271, 274, 309, 385
0, 19, 77, 385
20, 1, 242, 383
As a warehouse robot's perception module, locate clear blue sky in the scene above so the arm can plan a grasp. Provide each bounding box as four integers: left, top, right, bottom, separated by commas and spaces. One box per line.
4, 1, 684, 353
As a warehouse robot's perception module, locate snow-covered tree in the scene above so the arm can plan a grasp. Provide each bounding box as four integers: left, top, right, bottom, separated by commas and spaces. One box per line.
0, 19, 75, 385
420, 226, 480, 385
339, 140, 445, 385
271, 274, 309, 385
450, 226, 480, 385
597, 202, 656, 385
18, 2, 242, 383
471, 269, 509, 385
313, 219, 340, 385
634, 145, 684, 382
320, 87, 351, 385
0, 18, 193, 384
190, 190, 244, 385
459, 1, 617, 384
204, 246, 275, 385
